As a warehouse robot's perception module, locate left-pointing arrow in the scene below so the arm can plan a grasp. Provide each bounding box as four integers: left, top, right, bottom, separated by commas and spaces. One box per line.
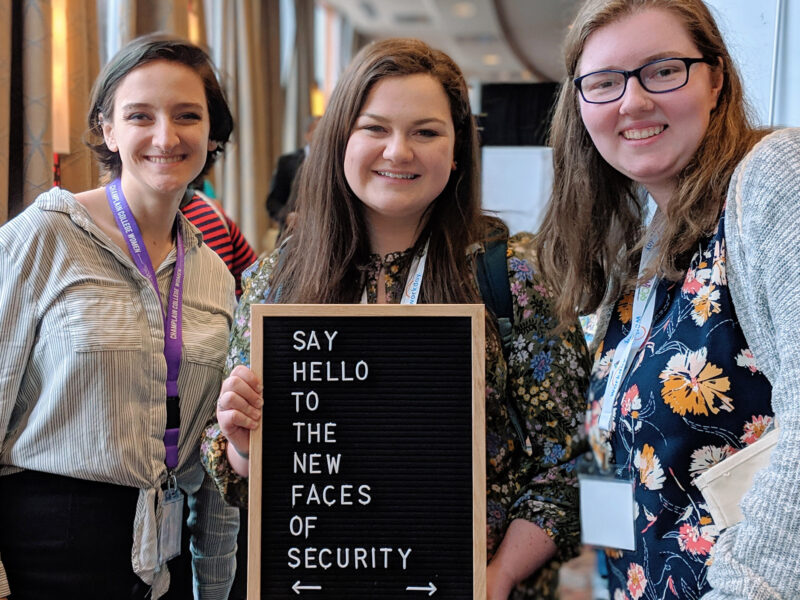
292, 580, 322, 595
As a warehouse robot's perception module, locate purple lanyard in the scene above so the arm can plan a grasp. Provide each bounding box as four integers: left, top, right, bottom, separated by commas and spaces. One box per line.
105, 179, 184, 471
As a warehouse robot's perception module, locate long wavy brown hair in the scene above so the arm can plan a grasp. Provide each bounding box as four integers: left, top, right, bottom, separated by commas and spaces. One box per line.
534, 0, 767, 324
268, 38, 500, 304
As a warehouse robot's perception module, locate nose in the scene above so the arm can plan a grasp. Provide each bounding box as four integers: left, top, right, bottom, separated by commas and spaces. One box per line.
382, 133, 413, 163
152, 118, 179, 152
619, 76, 654, 114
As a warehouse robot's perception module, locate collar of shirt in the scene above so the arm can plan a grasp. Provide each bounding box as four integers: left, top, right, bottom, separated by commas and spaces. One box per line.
37, 188, 205, 256
360, 247, 416, 304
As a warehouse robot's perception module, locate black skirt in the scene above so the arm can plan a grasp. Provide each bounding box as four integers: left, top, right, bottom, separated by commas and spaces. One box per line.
0, 470, 192, 600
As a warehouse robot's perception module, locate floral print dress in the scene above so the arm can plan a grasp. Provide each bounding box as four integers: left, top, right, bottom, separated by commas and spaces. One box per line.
587, 213, 773, 600
202, 232, 590, 599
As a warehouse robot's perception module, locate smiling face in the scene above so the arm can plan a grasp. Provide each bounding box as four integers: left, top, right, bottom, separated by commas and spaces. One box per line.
343, 73, 456, 236
101, 59, 214, 202
576, 8, 723, 207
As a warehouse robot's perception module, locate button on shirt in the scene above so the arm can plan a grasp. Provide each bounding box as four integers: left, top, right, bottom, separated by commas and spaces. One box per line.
0, 188, 237, 598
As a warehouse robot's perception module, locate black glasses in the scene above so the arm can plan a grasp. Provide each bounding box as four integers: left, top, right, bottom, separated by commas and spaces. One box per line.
574, 57, 714, 104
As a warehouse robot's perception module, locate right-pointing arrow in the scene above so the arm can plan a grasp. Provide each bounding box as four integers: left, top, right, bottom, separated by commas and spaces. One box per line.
406, 582, 437, 596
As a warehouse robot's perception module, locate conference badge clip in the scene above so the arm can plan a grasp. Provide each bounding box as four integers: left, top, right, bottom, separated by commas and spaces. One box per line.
158, 472, 184, 564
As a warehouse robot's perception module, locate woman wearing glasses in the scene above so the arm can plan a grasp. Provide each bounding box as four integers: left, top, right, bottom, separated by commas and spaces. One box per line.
534, 0, 800, 598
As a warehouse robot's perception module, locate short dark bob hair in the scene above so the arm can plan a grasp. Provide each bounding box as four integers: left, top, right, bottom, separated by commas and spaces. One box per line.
86, 32, 234, 183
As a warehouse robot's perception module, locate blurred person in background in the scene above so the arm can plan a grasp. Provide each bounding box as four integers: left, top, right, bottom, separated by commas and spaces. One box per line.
265, 115, 320, 237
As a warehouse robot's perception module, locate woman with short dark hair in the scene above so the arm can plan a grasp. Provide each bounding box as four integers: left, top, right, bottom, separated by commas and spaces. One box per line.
0, 34, 238, 599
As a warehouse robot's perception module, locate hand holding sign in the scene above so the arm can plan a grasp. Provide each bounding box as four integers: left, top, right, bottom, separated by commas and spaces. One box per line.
216, 364, 263, 473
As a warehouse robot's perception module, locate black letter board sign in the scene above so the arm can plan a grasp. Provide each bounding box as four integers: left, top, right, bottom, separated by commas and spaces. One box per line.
248, 304, 486, 599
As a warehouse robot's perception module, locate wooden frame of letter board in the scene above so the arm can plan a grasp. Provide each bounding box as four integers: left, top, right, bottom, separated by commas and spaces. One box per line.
247, 304, 486, 599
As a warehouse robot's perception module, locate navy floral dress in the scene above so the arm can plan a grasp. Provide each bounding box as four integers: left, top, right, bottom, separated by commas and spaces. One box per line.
588, 213, 774, 600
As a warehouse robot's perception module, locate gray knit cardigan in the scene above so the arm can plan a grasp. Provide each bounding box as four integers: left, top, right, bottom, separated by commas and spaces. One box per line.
701, 128, 800, 599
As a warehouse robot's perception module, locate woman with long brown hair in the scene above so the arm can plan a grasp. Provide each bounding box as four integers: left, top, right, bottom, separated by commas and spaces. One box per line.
534, 0, 800, 598
202, 38, 590, 598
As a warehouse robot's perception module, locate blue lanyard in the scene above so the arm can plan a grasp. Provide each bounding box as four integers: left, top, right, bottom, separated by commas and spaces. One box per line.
598, 228, 660, 432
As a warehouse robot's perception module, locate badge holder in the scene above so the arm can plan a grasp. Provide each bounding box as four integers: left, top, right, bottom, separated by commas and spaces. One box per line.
158, 472, 185, 564
577, 456, 637, 551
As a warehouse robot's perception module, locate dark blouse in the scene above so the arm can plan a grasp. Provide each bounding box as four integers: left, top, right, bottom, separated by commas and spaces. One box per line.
587, 214, 773, 600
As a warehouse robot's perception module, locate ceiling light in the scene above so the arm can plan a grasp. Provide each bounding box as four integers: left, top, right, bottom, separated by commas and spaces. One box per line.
482, 54, 501, 66
393, 13, 431, 25
359, 1, 376, 19
452, 2, 476, 18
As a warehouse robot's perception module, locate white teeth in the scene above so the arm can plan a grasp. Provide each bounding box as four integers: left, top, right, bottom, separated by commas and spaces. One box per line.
622, 126, 665, 140
377, 171, 416, 179
147, 156, 183, 163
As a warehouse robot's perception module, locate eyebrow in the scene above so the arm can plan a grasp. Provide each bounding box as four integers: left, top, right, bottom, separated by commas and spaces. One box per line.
586, 50, 699, 73
359, 113, 449, 127
120, 102, 205, 112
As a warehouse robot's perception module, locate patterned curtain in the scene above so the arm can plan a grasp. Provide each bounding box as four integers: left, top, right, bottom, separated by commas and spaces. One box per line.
19, 1, 52, 213
206, 0, 282, 254
60, 0, 100, 194
0, 0, 52, 222
135, 0, 189, 36
282, 0, 314, 151
0, 0, 99, 226
99, 0, 189, 61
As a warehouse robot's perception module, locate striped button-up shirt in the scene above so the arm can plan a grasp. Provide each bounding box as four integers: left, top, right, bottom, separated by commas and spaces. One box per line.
0, 188, 238, 598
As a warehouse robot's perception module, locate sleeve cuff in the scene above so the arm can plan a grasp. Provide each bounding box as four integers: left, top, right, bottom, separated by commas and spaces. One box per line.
0, 556, 10, 597
200, 421, 250, 508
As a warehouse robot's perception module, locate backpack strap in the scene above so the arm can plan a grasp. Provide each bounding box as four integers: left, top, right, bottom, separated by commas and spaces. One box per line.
476, 239, 514, 358
475, 239, 533, 456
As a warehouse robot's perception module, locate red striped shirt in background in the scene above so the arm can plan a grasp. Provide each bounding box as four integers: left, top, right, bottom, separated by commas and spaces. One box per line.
181, 193, 258, 297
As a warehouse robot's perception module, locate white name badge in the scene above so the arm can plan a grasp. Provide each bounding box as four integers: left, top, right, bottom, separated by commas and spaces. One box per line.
579, 473, 637, 551
158, 486, 184, 564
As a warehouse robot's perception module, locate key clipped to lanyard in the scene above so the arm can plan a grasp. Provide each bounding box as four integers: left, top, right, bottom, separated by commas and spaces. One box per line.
159, 472, 184, 563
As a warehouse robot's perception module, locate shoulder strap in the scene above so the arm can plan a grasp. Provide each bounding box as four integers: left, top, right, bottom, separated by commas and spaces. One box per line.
476, 238, 533, 456
476, 239, 513, 358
